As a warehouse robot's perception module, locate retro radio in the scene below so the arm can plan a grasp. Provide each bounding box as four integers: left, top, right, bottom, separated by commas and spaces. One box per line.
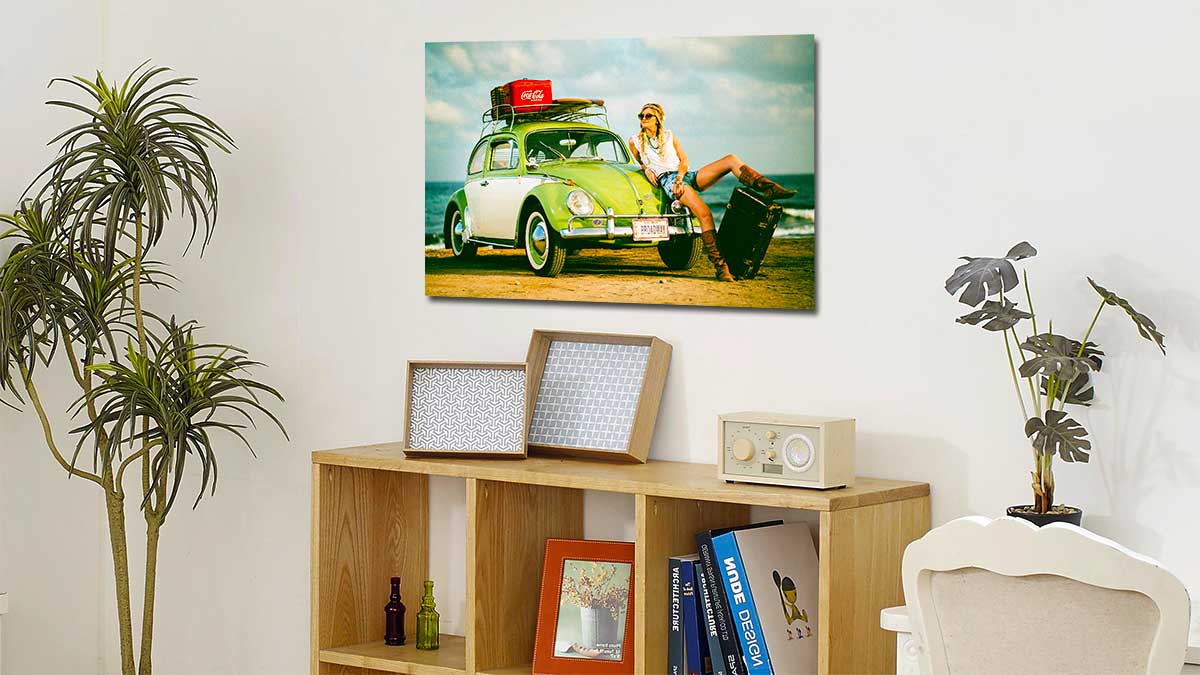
718, 412, 855, 489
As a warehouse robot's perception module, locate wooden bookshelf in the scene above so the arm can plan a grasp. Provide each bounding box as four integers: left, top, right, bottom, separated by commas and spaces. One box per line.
312, 442, 931, 675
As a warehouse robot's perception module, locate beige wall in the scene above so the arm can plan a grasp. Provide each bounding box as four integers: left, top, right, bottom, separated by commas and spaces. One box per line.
3, 1, 1199, 672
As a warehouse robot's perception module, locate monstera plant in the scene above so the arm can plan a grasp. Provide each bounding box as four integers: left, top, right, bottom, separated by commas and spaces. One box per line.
945, 242, 1165, 526
0, 64, 285, 674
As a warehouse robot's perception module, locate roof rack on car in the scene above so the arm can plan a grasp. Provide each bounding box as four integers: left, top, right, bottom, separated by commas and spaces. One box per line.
480, 99, 609, 136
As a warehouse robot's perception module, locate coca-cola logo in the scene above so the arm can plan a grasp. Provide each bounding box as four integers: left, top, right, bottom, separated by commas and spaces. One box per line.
519, 89, 546, 102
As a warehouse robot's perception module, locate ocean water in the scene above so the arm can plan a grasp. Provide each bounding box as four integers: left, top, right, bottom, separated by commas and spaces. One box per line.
424, 173, 814, 248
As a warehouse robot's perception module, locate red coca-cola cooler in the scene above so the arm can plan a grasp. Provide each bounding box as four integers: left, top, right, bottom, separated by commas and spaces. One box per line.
490, 78, 553, 115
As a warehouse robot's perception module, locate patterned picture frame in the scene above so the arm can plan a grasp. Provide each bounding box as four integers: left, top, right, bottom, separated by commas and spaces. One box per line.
403, 361, 528, 458
525, 330, 671, 463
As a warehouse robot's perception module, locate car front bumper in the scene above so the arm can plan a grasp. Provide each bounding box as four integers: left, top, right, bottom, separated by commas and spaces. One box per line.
562, 208, 697, 240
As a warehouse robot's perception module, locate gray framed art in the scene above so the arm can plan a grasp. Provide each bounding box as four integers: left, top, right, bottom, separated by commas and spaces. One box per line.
525, 330, 671, 463
403, 361, 528, 458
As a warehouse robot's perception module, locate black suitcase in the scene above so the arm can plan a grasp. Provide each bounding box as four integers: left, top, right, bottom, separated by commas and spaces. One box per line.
716, 187, 783, 279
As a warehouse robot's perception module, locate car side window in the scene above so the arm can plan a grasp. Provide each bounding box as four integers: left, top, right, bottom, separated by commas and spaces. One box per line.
467, 142, 487, 175
591, 138, 622, 162
489, 139, 518, 171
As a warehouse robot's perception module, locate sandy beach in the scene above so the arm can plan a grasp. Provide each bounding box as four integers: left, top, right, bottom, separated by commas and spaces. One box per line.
425, 238, 814, 310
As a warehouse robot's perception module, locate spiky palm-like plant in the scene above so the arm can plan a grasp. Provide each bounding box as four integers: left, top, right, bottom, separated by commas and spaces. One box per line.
945, 242, 1165, 516
0, 64, 285, 675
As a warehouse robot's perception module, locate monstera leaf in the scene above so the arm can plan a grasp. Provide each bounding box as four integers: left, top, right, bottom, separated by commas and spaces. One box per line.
1039, 373, 1096, 406
1018, 333, 1103, 382
945, 242, 1037, 307
956, 298, 1033, 332
1087, 278, 1166, 354
1025, 410, 1091, 463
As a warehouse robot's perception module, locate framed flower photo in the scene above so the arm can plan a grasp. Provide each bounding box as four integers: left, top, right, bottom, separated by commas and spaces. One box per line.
533, 539, 636, 675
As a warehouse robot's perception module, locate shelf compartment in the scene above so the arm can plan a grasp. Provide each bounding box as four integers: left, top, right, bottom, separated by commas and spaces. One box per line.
635, 495, 751, 675
467, 478, 584, 674
312, 465, 430, 675
318, 635, 466, 675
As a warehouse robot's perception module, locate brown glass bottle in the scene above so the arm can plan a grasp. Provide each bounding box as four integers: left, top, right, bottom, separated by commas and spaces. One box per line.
384, 577, 406, 646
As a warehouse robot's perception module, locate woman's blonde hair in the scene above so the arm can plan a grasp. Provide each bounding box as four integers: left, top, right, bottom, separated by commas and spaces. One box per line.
638, 103, 666, 155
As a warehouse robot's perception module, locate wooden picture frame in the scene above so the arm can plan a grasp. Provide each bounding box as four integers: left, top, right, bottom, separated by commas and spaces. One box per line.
525, 330, 671, 463
403, 361, 528, 458
533, 539, 636, 675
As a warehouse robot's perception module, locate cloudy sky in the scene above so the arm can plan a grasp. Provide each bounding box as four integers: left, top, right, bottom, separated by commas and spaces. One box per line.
425, 35, 815, 182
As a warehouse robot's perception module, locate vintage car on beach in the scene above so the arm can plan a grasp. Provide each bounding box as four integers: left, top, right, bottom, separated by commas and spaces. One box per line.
443, 98, 703, 277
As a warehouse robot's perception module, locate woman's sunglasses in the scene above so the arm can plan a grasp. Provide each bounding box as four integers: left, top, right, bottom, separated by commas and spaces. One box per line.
638, 113, 656, 120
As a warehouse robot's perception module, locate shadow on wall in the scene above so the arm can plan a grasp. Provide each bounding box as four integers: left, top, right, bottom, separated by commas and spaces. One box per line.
857, 431, 968, 523
648, 349, 692, 461
1084, 255, 1200, 562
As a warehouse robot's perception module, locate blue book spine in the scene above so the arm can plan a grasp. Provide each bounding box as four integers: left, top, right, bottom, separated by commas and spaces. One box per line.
680, 559, 704, 675
712, 532, 773, 675
697, 531, 746, 675
669, 558, 685, 675
696, 570, 728, 675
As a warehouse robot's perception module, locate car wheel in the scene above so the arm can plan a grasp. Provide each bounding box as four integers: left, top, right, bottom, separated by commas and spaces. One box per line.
658, 234, 704, 270
445, 208, 477, 260
524, 208, 567, 277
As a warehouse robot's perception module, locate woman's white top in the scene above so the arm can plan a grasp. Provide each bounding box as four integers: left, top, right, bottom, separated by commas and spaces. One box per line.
630, 129, 680, 177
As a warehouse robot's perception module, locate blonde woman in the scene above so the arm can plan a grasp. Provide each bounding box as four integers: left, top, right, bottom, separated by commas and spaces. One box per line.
627, 102, 795, 282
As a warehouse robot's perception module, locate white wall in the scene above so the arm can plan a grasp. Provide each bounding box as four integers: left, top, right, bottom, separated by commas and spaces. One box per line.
3, 1, 1199, 673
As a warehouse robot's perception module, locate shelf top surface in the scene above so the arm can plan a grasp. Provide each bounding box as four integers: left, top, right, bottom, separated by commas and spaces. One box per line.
319, 635, 466, 675
312, 443, 928, 511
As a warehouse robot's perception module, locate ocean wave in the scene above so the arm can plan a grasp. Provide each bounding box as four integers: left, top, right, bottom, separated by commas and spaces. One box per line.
783, 207, 815, 221
774, 223, 815, 238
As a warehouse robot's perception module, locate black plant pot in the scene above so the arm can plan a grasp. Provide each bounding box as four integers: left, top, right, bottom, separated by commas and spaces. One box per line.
1006, 504, 1083, 527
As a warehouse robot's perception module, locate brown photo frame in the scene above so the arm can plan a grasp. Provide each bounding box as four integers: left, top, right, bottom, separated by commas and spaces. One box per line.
403, 360, 528, 458
525, 330, 671, 463
533, 539, 636, 675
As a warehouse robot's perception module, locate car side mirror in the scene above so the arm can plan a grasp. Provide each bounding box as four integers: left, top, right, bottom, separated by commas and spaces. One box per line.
526, 159, 540, 171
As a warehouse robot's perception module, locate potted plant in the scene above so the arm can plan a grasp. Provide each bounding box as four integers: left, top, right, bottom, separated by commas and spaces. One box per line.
944, 242, 1165, 526
0, 64, 285, 674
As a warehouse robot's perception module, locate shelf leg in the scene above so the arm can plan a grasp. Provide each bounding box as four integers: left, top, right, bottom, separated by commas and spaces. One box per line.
817, 495, 930, 675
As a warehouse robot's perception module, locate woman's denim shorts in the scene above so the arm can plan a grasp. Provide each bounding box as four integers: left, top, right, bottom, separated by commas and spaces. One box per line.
655, 169, 699, 193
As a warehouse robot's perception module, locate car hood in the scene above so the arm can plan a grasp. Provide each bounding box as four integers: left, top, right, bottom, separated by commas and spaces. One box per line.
535, 162, 667, 215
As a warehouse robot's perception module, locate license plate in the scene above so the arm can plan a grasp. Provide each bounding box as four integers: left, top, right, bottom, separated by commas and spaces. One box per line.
633, 219, 669, 241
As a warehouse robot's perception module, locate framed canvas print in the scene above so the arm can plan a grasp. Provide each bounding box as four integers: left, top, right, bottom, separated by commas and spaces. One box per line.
403, 361, 527, 458
533, 539, 636, 675
525, 330, 670, 463
424, 34, 816, 310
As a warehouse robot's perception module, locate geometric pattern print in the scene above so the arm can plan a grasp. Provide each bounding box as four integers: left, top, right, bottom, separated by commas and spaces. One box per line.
528, 341, 650, 452
408, 367, 525, 453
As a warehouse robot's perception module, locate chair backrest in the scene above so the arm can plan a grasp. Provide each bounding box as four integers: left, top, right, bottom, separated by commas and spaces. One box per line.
902, 516, 1191, 675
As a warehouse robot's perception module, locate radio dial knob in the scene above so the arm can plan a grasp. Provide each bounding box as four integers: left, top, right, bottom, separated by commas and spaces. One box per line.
732, 438, 756, 462
766, 450, 778, 461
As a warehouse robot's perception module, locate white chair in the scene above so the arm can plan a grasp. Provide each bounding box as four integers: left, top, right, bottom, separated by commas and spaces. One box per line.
893, 516, 1192, 675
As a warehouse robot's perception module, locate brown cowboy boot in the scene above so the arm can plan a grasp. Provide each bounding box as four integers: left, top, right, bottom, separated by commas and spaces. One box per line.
738, 165, 797, 201
700, 230, 735, 282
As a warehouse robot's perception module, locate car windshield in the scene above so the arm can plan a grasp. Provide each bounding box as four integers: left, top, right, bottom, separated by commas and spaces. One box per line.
525, 129, 629, 164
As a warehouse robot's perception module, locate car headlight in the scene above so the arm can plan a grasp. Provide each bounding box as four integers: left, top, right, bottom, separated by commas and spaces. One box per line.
566, 189, 595, 216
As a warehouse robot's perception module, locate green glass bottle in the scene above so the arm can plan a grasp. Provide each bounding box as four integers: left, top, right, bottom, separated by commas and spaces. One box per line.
416, 580, 440, 650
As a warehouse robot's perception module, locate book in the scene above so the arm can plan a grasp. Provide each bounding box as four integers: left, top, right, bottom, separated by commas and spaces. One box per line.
711, 531, 773, 675
676, 555, 712, 675
669, 557, 685, 675
718, 522, 820, 675
695, 521, 783, 675
695, 566, 729, 675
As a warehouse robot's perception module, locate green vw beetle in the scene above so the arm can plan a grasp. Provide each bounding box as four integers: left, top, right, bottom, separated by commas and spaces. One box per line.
443, 100, 703, 277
